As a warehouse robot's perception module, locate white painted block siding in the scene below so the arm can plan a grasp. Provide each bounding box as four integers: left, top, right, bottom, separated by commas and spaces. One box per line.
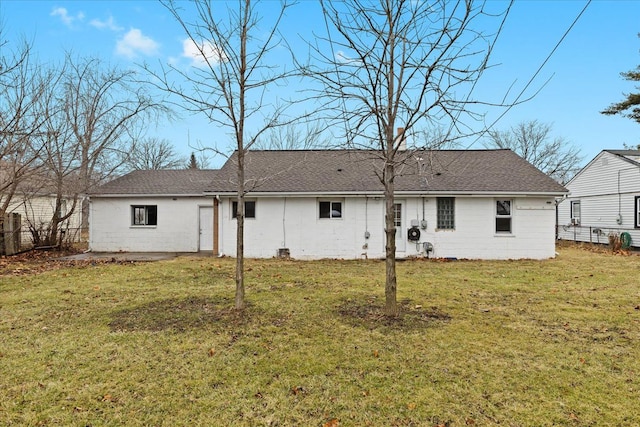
219, 196, 557, 260
557, 151, 640, 247
89, 197, 214, 252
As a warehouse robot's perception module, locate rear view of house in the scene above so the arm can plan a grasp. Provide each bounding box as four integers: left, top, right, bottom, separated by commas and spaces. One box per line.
557, 150, 640, 248
89, 149, 566, 260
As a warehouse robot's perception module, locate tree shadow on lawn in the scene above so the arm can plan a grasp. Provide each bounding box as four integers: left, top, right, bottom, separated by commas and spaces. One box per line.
336, 297, 451, 331
108, 296, 451, 333
108, 296, 254, 332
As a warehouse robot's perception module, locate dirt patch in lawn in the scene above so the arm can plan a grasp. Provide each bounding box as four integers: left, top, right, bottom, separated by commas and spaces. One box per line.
336, 296, 451, 331
108, 296, 255, 333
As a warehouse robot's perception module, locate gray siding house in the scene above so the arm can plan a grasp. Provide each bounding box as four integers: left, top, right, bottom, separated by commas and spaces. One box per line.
557, 150, 640, 248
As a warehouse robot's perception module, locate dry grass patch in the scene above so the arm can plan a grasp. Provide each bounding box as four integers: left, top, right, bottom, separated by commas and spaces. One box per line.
1, 246, 639, 426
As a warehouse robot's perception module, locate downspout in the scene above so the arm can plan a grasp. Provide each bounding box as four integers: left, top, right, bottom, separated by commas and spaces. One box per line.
618, 170, 622, 224
85, 197, 92, 253
214, 195, 221, 257
282, 197, 287, 248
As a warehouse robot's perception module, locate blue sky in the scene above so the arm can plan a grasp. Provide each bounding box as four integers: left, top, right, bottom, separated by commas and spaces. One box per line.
2, 0, 639, 168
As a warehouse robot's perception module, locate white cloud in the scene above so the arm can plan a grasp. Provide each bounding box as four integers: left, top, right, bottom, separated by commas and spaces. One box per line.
181, 39, 226, 67
90, 16, 123, 32
50, 7, 84, 27
116, 28, 160, 59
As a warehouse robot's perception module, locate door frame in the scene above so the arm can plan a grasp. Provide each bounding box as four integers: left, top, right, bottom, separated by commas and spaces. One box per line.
198, 198, 218, 253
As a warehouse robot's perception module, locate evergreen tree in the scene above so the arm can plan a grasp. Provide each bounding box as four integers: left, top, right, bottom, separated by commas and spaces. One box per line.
188, 152, 198, 169
602, 35, 640, 124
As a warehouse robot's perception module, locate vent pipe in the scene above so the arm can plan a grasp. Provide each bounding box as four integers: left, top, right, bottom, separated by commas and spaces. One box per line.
396, 127, 407, 151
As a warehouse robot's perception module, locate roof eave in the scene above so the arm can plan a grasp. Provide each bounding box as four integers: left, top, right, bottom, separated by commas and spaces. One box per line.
89, 193, 214, 198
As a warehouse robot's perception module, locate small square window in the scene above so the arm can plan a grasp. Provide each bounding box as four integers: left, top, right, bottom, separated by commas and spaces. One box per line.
132, 205, 157, 226
232, 201, 256, 219
319, 201, 342, 219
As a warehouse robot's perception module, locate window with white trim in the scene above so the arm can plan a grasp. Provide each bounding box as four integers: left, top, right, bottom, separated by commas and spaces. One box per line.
635, 196, 640, 229
319, 200, 342, 219
393, 203, 402, 228
495, 199, 512, 233
232, 201, 256, 219
570, 200, 581, 225
132, 205, 157, 226
437, 197, 454, 229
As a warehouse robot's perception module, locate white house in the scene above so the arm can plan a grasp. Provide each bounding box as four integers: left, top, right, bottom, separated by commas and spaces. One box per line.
89, 169, 219, 253
89, 149, 567, 260
557, 149, 640, 248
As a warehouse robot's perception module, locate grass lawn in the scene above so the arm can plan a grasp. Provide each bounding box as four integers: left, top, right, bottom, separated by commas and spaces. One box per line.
1, 244, 639, 426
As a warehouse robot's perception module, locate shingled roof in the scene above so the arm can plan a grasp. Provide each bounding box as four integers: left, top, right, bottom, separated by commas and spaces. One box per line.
90, 150, 567, 196
210, 149, 567, 195
90, 169, 219, 196
604, 149, 640, 167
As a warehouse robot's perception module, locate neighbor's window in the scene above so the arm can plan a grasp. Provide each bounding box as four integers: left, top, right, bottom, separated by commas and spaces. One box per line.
437, 197, 454, 229
319, 200, 342, 219
635, 196, 640, 229
232, 201, 256, 219
570, 200, 581, 225
495, 199, 512, 233
132, 205, 157, 226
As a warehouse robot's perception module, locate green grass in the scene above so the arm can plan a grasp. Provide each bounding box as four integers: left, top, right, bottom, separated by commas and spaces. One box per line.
1, 245, 639, 426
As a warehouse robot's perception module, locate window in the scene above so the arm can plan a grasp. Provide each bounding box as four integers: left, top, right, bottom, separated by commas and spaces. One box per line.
437, 197, 454, 229
570, 200, 581, 225
319, 201, 342, 219
232, 201, 256, 219
635, 196, 640, 229
393, 203, 402, 228
132, 205, 157, 226
495, 199, 512, 233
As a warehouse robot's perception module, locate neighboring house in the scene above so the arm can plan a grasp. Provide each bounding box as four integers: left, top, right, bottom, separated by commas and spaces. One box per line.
2, 166, 84, 248
89, 149, 567, 260
557, 150, 640, 248
8, 192, 83, 245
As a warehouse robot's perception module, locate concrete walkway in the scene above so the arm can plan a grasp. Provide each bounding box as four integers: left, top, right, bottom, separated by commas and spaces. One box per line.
57, 252, 188, 262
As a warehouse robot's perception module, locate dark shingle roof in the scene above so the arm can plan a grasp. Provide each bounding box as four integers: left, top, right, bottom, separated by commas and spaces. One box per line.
604, 150, 640, 167
90, 169, 219, 195
210, 149, 567, 195
90, 150, 567, 196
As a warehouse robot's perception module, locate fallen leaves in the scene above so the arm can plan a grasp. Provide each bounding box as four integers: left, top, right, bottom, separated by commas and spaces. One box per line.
0, 249, 132, 276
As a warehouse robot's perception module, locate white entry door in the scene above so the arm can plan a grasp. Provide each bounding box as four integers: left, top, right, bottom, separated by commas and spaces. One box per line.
394, 202, 405, 252
199, 206, 214, 251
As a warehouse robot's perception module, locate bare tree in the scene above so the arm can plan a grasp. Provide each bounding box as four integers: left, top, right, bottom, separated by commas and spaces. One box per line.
62, 54, 167, 231
255, 122, 330, 150
304, 0, 511, 315
0, 34, 50, 217
150, 0, 296, 310
485, 120, 582, 184
126, 137, 185, 170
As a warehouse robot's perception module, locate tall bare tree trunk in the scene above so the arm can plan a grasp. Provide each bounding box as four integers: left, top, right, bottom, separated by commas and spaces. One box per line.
384, 160, 398, 316
235, 146, 246, 310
